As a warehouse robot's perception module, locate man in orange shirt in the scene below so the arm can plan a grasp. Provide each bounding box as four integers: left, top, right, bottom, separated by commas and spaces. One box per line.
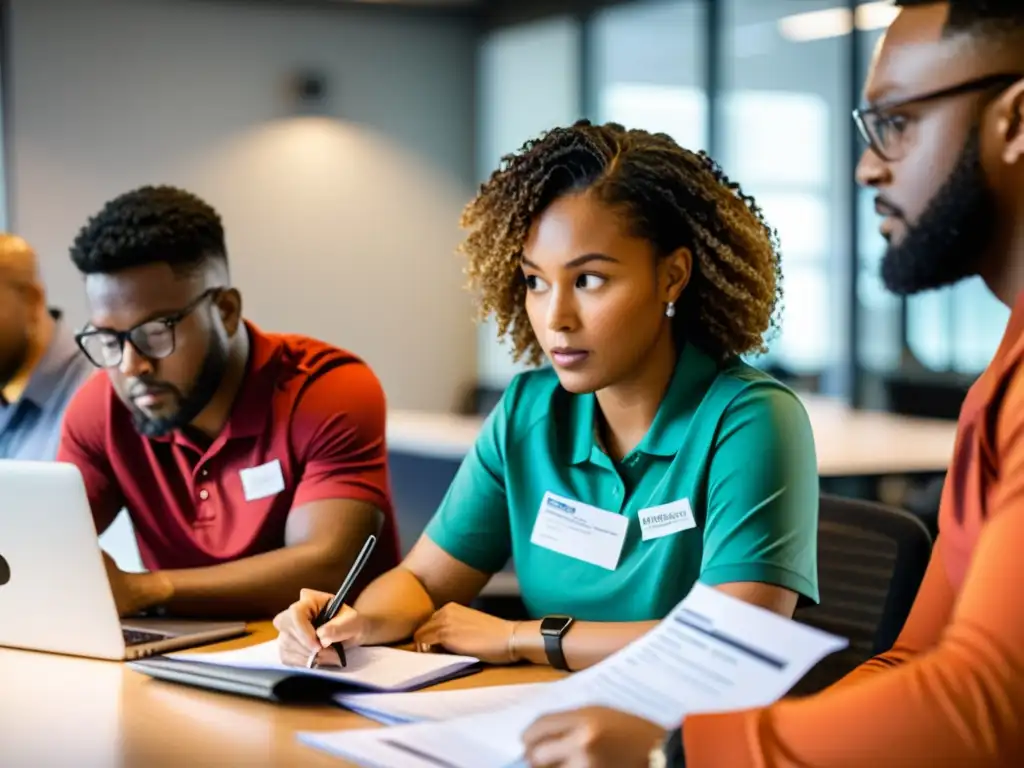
522, 2, 1024, 766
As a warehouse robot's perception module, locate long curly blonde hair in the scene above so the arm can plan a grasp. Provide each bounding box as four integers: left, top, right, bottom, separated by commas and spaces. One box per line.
459, 120, 783, 365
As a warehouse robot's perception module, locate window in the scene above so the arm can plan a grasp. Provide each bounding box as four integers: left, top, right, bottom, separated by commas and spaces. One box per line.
591, 1, 707, 152
906, 279, 1007, 372
475, 16, 582, 389
855, 27, 903, 374
856, 27, 1009, 374
600, 82, 707, 153
719, 0, 852, 381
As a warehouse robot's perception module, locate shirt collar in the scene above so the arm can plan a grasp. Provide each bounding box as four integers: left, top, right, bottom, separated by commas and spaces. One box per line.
18, 310, 83, 409
568, 341, 721, 464
222, 321, 283, 439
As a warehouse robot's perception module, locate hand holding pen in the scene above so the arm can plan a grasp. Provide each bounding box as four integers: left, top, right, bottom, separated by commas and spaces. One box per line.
304, 534, 377, 669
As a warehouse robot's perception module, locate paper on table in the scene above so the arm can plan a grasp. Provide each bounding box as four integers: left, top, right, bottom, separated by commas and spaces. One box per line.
335, 683, 549, 725
169, 640, 480, 692
298, 583, 848, 767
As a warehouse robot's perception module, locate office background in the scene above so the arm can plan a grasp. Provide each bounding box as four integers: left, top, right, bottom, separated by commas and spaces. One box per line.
0, 0, 999, 563
1, 0, 1008, 417
475, 0, 1008, 412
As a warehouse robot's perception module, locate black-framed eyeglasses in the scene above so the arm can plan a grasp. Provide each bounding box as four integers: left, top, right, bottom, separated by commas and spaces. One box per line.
75, 288, 222, 369
853, 72, 1023, 162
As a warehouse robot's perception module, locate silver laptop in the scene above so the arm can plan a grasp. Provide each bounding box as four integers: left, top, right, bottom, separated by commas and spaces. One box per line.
0, 460, 246, 661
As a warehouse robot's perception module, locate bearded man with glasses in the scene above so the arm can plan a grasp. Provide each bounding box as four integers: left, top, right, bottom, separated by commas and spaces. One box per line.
57, 185, 399, 621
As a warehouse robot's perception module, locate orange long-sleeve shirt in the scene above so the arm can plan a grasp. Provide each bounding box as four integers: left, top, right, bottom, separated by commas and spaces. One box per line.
683, 293, 1024, 767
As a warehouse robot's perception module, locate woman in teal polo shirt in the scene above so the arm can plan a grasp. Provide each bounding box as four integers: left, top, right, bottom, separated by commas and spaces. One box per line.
274, 120, 819, 672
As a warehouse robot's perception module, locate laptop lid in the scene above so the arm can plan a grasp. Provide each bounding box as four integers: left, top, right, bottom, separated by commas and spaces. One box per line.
0, 460, 128, 659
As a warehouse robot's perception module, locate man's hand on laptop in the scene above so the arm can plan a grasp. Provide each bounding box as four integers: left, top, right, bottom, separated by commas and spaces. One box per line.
101, 552, 171, 617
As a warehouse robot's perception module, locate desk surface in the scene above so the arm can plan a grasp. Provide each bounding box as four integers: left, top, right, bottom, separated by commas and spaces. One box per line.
0, 625, 564, 767
388, 394, 959, 477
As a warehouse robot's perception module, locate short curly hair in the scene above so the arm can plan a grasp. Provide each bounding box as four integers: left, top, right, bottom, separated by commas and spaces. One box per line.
70, 185, 226, 276
459, 120, 783, 365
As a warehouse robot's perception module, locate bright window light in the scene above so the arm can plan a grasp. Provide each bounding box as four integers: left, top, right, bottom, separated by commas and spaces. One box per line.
855, 2, 901, 31
778, 2, 899, 42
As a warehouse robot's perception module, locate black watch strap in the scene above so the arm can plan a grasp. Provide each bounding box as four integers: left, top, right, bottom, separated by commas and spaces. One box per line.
543, 630, 570, 671
663, 726, 686, 768
539, 615, 574, 671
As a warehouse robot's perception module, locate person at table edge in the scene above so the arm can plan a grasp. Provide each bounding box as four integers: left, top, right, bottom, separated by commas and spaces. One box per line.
274, 120, 820, 672
56, 185, 399, 619
1, 234, 94, 460
521, 3, 1024, 767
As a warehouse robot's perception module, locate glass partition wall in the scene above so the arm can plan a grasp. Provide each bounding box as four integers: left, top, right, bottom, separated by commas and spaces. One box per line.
477, 0, 1002, 411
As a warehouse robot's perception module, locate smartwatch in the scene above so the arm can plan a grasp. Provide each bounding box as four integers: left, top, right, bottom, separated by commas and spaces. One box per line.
539, 615, 575, 671
648, 726, 686, 768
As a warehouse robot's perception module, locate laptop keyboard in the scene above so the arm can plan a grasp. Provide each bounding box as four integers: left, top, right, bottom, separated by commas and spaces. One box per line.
123, 628, 170, 646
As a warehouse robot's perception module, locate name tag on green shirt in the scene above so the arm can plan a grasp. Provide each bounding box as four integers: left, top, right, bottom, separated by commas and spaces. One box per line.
529, 491, 628, 571
638, 498, 696, 541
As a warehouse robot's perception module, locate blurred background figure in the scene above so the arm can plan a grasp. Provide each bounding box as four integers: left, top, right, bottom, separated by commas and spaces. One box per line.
0, 233, 93, 460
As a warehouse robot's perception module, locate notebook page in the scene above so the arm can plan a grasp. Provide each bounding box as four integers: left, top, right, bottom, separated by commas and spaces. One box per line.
169, 640, 479, 692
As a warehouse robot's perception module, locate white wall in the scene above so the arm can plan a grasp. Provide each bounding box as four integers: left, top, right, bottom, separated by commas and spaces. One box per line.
474, 16, 581, 389
8, 0, 478, 412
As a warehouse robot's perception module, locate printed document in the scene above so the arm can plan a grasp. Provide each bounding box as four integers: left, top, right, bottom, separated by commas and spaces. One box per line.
169, 640, 479, 692
335, 683, 549, 725
298, 583, 847, 767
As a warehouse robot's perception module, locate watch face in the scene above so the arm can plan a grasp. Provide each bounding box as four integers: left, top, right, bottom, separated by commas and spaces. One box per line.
540, 615, 574, 636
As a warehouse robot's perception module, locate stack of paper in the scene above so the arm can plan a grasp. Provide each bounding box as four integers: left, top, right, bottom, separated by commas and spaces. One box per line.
168, 639, 481, 692
335, 683, 548, 725
297, 583, 847, 767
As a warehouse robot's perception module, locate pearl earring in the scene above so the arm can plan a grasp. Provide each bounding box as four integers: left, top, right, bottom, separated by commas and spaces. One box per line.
665, 301, 676, 318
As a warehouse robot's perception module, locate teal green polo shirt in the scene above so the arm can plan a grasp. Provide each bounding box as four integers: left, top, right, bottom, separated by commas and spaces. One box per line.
424, 342, 819, 622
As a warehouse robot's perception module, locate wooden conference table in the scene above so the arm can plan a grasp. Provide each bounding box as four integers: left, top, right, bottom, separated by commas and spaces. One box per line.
0, 623, 565, 767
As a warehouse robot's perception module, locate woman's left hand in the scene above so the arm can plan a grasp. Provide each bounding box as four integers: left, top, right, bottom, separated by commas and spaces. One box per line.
412, 603, 519, 664
522, 707, 666, 768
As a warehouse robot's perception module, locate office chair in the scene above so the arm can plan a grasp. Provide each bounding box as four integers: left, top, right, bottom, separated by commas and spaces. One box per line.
455, 382, 506, 416
881, 369, 971, 537
789, 493, 933, 695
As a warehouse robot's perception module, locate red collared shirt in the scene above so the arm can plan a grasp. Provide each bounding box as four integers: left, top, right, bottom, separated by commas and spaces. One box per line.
57, 322, 399, 585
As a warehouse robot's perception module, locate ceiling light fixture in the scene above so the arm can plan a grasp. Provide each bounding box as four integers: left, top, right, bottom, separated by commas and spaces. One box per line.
777, 2, 899, 43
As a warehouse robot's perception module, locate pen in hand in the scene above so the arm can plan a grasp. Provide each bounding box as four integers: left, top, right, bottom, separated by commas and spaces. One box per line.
306, 533, 377, 670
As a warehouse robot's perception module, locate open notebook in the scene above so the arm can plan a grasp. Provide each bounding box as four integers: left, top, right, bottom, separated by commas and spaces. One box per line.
128, 639, 481, 703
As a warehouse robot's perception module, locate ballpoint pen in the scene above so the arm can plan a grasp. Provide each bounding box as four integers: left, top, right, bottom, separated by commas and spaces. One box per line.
305, 533, 377, 670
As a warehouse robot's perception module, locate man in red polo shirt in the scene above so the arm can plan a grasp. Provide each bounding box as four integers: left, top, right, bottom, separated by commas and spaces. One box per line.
57, 185, 399, 619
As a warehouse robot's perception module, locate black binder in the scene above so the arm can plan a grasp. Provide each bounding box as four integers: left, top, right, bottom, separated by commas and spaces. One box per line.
129, 655, 482, 704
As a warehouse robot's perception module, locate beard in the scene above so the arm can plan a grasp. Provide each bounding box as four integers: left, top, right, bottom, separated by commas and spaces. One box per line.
130, 336, 229, 438
880, 130, 995, 296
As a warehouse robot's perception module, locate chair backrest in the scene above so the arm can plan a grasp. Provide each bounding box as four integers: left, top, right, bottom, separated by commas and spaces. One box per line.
790, 493, 933, 694
883, 371, 974, 419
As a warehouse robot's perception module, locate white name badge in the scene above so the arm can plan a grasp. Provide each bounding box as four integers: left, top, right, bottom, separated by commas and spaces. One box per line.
239, 459, 286, 502
529, 491, 629, 571
638, 498, 696, 541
